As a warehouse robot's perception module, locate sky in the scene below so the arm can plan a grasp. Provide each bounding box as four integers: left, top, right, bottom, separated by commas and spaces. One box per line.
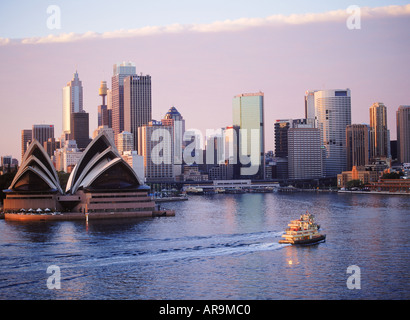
0, 1, 409, 160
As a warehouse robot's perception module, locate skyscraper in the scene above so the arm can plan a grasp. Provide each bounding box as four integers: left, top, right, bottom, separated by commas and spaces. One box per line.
123, 73, 152, 151
288, 127, 323, 179
63, 71, 83, 135
32, 124, 54, 147
111, 62, 137, 145
307, 89, 351, 177
232, 92, 265, 179
21, 129, 32, 161
70, 112, 90, 149
138, 121, 174, 181
162, 106, 186, 167
346, 124, 370, 170
397, 105, 410, 163
369, 102, 389, 159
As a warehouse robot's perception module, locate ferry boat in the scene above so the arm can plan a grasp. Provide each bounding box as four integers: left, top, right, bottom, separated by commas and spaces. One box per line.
279, 212, 326, 245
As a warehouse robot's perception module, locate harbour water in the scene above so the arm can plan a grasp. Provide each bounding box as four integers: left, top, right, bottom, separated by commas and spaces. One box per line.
0, 192, 409, 300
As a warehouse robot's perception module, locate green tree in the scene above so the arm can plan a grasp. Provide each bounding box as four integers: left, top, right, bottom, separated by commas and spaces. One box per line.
57, 171, 70, 191
346, 179, 365, 190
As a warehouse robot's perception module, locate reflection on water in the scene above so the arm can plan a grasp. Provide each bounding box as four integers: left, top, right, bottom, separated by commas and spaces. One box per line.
0, 192, 409, 300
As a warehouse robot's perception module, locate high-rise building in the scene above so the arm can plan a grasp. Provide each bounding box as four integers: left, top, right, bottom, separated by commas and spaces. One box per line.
43, 138, 60, 158
32, 124, 54, 147
346, 124, 370, 170
138, 121, 174, 181
274, 120, 290, 158
54, 140, 83, 173
307, 89, 351, 177
369, 102, 389, 159
232, 92, 265, 179
111, 62, 137, 145
123, 73, 152, 151
117, 131, 134, 155
304, 90, 316, 120
288, 127, 324, 179
397, 105, 410, 163
21, 129, 32, 161
63, 71, 83, 135
162, 106, 186, 176
70, 112, 90, 149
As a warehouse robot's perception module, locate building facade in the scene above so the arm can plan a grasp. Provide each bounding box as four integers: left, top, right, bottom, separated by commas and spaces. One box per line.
288, 127, 324, 179
32, 124, 54, 147
369, 102, 389, 160
21, 129, 32, 161
123, 74, 152, 151
138, 121, 174, 181
70, 112, 90, 149
308, 89, 351, 177
117, 131, 134, 155
346, 124, 370, 171
111, 62, 137, 146
63, 71, 83, 135
397, 105, 410, 163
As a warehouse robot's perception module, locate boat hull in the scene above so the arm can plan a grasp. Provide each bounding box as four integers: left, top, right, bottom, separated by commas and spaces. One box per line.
279, 234, 326, 245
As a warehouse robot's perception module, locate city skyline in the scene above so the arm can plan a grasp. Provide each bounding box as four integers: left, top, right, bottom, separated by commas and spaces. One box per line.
1, 3, 409, 160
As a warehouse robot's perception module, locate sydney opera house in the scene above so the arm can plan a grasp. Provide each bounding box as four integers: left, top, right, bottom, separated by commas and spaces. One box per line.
3, 132, 173, 221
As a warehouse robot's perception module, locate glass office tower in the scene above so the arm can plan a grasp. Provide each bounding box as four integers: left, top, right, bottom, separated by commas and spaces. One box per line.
62, 71, 83, 135
313, 89, 351, 177
232, 92, 265, 179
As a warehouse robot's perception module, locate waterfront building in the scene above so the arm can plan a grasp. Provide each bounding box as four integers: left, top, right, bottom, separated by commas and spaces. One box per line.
396, 105, 410, 163
123, 73, 152, 151
288, 127, 324, 179
138, 121, 174, 181
232, 92, 265, 179
337, 165, 379, 189
63, 71, 83, 135
369, 102, 389, 160
70, 112, 90, 149
179, 165, 208, 182
306, 89, 351, 177
21, 129, 32, 161
3, 132, 159, 219
346, 124, 370, 170
367, 179, 410, 193
111, 62, 137, 146
274, 118, 317, 179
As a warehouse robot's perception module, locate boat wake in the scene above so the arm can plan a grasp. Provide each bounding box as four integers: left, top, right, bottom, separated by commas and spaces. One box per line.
70, 230, 285, 268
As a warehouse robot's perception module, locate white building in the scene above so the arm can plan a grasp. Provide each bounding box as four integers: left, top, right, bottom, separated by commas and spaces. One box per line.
122, 151, 144, 182
54, 140, 83, 173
